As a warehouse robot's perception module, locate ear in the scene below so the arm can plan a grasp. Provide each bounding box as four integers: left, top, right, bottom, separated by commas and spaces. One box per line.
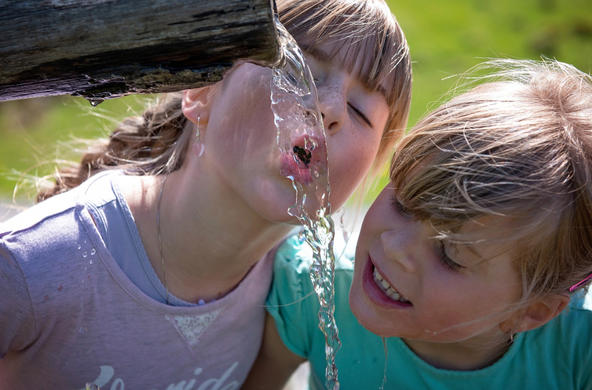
182, 87, 213, 125
509, 294, 570, 333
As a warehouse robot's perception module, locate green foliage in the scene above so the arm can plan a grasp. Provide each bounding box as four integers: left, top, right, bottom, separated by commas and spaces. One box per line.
0, 96, 149, 200
0, 0, 590, 202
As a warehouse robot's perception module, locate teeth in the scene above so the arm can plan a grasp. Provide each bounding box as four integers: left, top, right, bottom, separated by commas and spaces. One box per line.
373, 268, 409, 303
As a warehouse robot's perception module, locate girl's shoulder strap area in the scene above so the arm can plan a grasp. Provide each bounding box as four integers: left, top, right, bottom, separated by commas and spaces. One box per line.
0, 189, 80, 238
0, 169, 122, 237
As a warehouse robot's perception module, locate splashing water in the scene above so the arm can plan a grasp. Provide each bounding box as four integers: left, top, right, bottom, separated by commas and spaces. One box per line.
270, 17, 341, 390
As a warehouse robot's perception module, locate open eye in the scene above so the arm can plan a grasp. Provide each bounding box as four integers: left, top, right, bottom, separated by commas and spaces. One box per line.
439, 241, 464, 271
348, 102, 372, 127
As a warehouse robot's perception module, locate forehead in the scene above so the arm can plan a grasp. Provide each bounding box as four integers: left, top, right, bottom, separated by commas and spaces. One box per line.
298, 32, 393, 100
305, 43, 390, 98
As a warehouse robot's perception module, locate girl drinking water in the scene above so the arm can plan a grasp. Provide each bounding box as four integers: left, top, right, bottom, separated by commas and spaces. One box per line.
247, 59, 592, 389
0, 0, 412, 388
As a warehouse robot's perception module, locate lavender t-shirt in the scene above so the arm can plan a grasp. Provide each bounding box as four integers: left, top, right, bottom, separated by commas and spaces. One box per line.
0, 172, 274, 389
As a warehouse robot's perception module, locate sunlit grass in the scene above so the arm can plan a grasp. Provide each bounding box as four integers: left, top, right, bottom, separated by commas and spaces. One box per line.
0, 96, 149, 200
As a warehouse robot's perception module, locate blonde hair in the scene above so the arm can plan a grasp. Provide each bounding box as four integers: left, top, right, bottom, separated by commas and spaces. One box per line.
37, 0, 411, 201
390, 59, 592, 299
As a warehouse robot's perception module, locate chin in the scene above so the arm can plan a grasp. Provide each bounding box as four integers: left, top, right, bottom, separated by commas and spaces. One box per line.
349, 284, 375, 330
348, 280, 398, 338
253, 202, 297, 224
245, 174, 344, 225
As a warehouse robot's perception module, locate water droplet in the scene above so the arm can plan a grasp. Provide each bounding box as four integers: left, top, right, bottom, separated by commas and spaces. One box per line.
77, 244, 81, 250
82, 251, 88, 258
89, 259, 93, 265
90, 248, 96, 256
87, 97, 104, 107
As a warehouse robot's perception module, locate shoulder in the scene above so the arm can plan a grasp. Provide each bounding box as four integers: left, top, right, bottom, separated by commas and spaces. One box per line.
0, 177, 112, 304
266, 233, 355, 361
527, 289, 592, 343
1, 190, 78, 237
0, 190, 85, 353
518, 289, 592, 385
0, 170, 125, 245
0, 194, 83, 268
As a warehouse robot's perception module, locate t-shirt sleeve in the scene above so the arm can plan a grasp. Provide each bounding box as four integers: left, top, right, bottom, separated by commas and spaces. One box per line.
0, 238, 37, 358
266, 235, 319, 359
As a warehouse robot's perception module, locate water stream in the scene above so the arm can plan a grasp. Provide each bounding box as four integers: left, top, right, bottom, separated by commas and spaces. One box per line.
270, 18, 341, 390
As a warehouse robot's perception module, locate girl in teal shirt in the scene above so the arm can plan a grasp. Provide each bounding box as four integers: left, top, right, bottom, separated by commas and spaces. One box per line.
245, 59, 592, 390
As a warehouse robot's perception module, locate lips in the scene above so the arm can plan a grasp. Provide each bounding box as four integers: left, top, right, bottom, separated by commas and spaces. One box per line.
279, 134, 327, 185
362, 256, 412, 308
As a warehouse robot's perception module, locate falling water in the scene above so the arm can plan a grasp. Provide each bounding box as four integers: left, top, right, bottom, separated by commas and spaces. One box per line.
380, 337, 389, 390
270, 17, 341, 390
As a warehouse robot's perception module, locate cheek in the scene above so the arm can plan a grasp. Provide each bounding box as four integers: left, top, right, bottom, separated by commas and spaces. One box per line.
327, 132, 381, 202
215, 67, 273, 127
422, 278, 513, 335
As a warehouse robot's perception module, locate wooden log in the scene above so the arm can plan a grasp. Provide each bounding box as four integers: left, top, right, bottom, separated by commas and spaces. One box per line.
0, 0, 280, 102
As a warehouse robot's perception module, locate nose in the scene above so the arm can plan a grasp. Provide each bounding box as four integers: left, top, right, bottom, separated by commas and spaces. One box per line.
317, 82, 346, 135
380, 229, 417, 273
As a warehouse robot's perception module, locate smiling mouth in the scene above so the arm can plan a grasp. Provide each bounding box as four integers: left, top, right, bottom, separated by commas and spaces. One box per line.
372, 267, 411, 304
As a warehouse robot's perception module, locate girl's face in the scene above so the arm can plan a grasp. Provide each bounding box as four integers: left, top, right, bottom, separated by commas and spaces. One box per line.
200, 44, 389, 223
350, 185, 524, 345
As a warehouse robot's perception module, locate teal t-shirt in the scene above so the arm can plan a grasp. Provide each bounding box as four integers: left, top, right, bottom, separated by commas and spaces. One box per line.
267, 235, 592, 390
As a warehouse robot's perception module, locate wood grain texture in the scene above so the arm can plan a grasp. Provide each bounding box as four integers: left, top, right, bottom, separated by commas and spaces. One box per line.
0, 0, 280, 101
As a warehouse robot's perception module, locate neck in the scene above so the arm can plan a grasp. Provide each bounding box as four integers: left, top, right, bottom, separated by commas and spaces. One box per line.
403, 332, 512, 371
126, 169, 293, 304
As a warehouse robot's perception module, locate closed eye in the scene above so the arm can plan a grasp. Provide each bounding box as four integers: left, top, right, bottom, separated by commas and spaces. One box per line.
348, 102, 372, 128
439, 241, 465, 272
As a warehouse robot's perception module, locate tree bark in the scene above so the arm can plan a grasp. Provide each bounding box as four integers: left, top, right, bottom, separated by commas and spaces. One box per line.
0, 0, 280, 102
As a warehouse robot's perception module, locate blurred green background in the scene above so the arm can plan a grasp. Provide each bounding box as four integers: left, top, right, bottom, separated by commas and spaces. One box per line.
0, 0, 590, 204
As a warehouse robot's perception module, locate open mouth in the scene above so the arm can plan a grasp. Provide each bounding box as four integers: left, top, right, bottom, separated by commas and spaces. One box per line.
279, 135, 326, 184
372, 267, 410, 304
293, 145, 312, 166
363, 257, 412, 307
